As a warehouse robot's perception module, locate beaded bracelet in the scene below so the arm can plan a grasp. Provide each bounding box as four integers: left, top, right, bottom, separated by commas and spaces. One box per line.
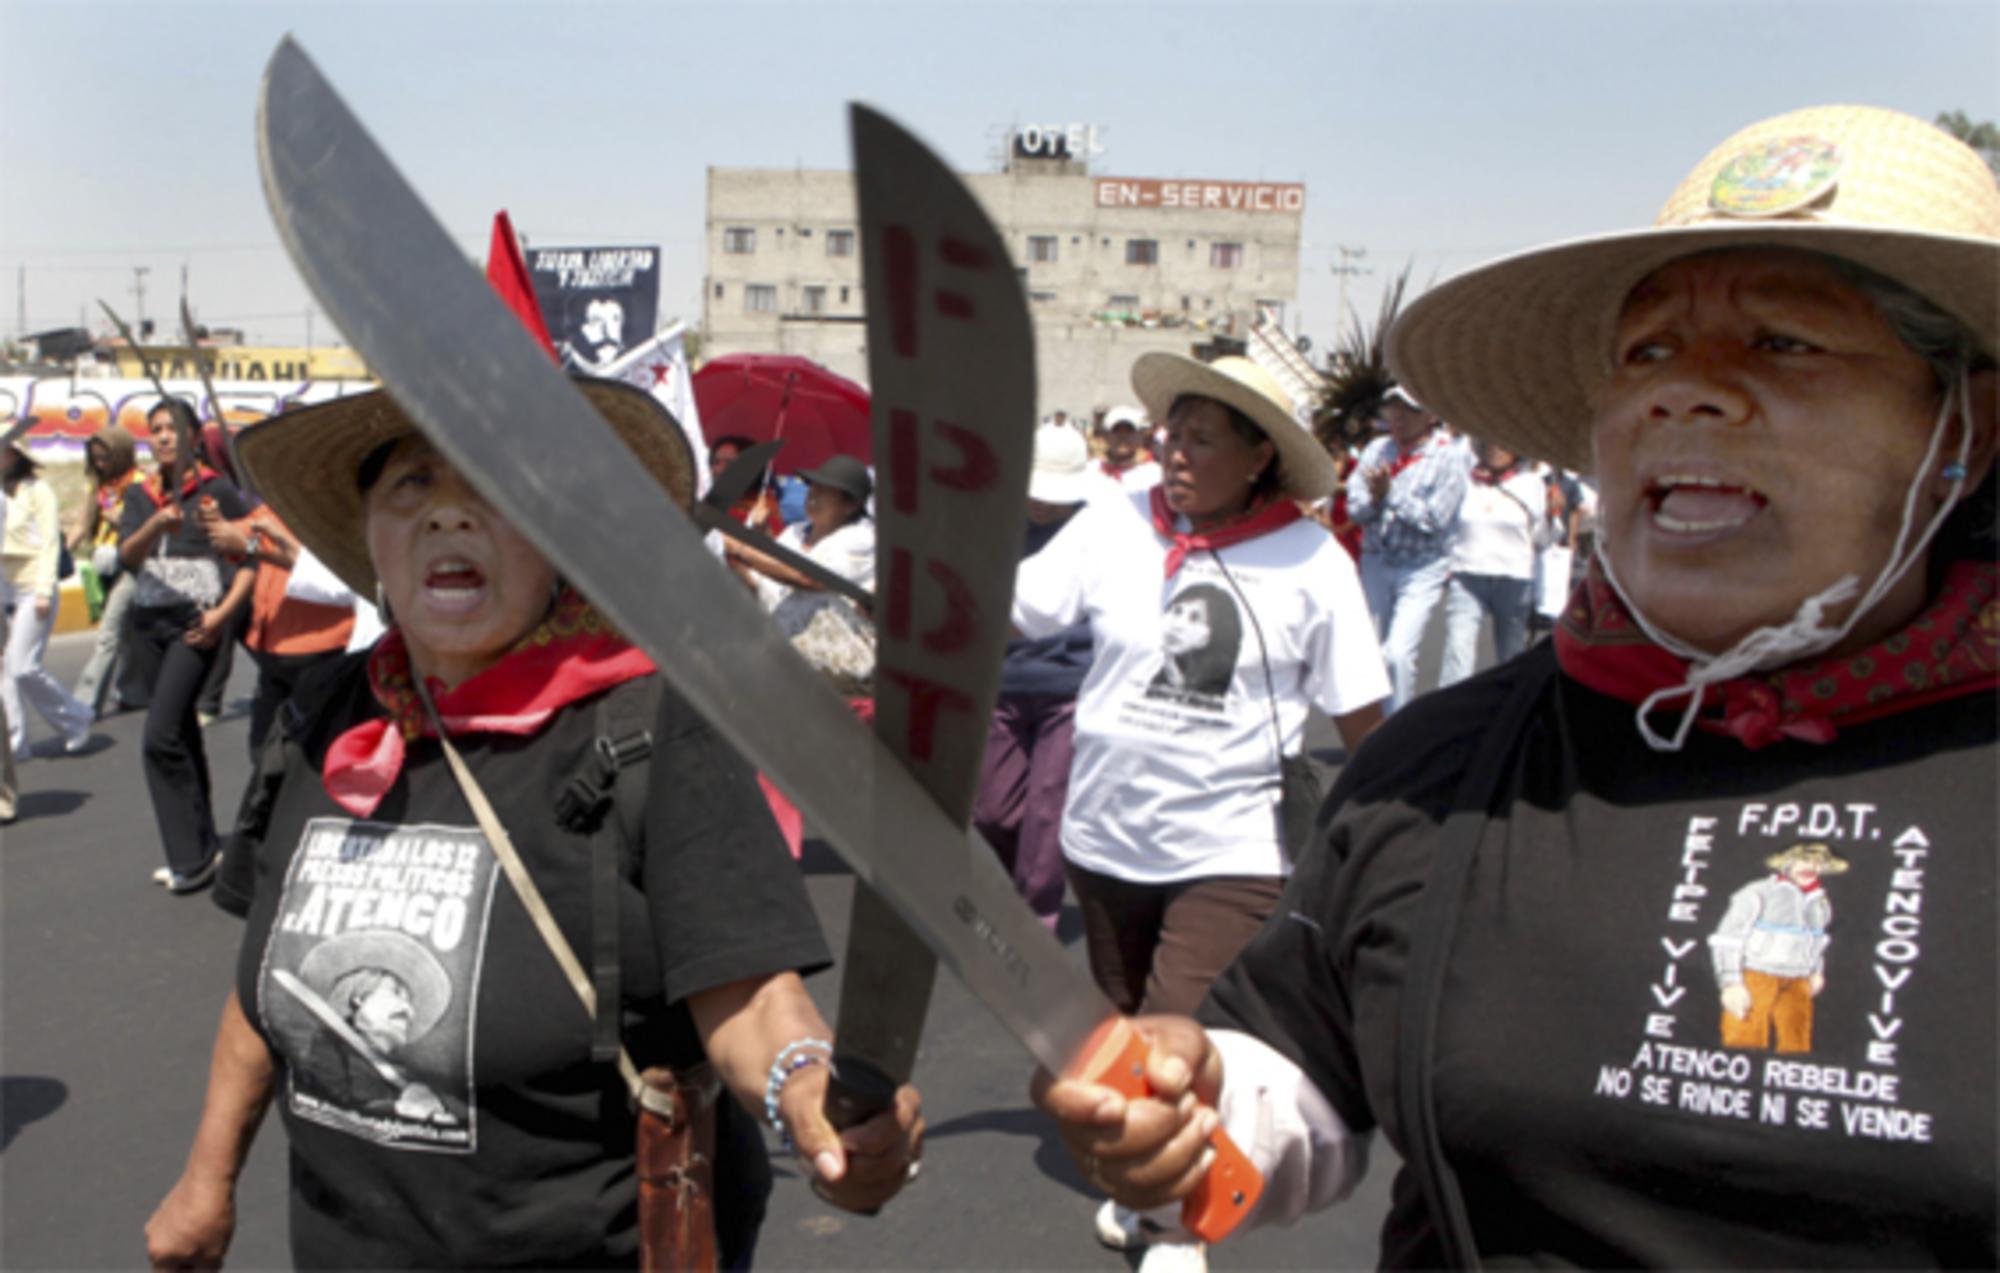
764, 1036, 833, 1150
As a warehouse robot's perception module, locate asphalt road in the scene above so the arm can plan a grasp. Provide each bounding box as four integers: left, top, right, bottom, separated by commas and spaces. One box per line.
2, 630, 1428, 1271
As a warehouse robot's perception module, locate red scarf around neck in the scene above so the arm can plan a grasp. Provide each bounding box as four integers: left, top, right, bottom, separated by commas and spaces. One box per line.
1149, 486, 1304, 577
1555, 557, 1999, 750
150, 463, 222, 504
322, 586, 655, 816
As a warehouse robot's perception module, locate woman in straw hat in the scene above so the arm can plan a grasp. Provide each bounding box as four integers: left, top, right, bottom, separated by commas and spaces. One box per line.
1034, 105, 1998, 1266
1013, 353, 1387, 1268
146, 380, 921, 1270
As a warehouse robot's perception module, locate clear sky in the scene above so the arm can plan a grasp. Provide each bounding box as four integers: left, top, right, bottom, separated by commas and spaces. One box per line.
2, 0, 1995, 358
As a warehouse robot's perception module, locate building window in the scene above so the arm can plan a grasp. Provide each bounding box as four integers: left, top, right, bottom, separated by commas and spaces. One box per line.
827, 229, 856, 258
745, 284, 777, 314
1027, 235, 1059, 263
724, 227, 756, 254
714, 283, 724, 299
802, 285, 828, 315
799, 227, 813, 237
839, 285, 851, 303
1108, 293, 1139, 310
1125, 239, 1158, 266
1211, 242, 1244, 268
1029, 290, 1058, 304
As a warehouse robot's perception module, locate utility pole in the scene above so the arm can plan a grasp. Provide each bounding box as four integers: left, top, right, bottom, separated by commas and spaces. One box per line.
1331, 245, 1371, 332
131, 266, 151, 333
15, 266, 23, 339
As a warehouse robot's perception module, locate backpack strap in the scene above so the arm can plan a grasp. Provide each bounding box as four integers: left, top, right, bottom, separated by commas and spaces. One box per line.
553, 680, 657, 1065
1395, 645, 1559, 1269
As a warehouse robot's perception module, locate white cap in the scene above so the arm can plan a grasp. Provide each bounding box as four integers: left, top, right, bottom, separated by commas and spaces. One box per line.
1102, 405, 1148, 432
1027, 423, 1094, 505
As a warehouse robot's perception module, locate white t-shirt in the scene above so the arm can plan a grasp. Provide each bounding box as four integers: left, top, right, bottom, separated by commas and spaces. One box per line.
1095, 459, 1163, 494
1451, 468, 1549, 580
1013, 491, 1388, 883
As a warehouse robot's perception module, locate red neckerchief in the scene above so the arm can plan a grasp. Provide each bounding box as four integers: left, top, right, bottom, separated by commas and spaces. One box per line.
1472, 462, 1519, 487
322, 586, 655, 816
1386, 430, 1439, 479
1555, 557, 1999, 750
148, 463, 222, 504
1149, 486, 1304, 577
95, 470, 139, 514
1782, 874, 1823, 895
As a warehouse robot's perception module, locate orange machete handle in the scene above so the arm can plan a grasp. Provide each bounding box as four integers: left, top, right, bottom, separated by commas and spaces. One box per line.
1069, 1017, 1263, 1244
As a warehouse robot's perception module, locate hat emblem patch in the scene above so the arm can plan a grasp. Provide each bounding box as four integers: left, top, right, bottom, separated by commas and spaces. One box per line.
1710, 135, 1844, 218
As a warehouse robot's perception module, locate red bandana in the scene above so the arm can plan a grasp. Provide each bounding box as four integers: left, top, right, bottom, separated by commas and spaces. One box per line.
1555, 558, 2000, 750
1149, 486, 1304, 577
1472, 462, 1519, 487
322, 587, 655, 816
150, 464, 222, 504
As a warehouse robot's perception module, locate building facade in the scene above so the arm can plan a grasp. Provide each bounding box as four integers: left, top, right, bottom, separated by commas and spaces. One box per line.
703, 146, 1303, 419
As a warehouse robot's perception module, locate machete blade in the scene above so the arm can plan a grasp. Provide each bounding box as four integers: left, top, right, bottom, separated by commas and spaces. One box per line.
823, 105, 1037, 1126
179, 297, 255, 498
704, 438, 785, 512
253, 38, 1261, 1239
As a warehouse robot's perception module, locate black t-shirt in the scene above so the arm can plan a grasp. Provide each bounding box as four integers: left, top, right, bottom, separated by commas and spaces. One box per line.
1206, 643, 1997, 1267
117, 474, 250, 612
229, 656, 830, 1268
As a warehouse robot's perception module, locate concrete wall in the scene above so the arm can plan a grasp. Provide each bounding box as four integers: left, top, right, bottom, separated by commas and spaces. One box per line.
703, 159, 1302, 419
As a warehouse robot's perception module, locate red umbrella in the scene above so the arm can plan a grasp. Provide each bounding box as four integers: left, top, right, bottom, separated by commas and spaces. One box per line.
691, 353, 872, 475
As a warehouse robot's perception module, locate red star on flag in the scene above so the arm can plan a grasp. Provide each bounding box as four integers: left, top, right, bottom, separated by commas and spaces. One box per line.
648, 359, 674, 387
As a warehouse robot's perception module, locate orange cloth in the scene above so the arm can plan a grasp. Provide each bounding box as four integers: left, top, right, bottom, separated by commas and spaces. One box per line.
238, 510, 355, 657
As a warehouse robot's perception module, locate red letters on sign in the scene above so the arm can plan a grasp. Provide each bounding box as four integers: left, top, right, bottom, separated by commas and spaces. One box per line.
880, 670, 975, 763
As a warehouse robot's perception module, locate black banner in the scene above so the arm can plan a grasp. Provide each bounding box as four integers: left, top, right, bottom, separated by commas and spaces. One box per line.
528, 245, 660, 373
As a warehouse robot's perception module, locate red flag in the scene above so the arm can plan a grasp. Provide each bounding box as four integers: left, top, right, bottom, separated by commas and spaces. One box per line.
484, 210, 558, 362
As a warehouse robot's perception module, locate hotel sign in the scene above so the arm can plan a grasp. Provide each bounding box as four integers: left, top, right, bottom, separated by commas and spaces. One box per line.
1095, 178, 1305, 214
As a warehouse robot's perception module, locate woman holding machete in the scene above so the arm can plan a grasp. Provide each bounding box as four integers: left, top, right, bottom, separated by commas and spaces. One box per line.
1034, 104, 1999, 1265
146, 379, 921, 1269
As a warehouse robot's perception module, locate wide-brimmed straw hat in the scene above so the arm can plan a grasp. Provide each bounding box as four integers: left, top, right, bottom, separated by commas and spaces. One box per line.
1388, 105, 2000, 473
1131, 353, 1339, 499
238, 377, 694, 598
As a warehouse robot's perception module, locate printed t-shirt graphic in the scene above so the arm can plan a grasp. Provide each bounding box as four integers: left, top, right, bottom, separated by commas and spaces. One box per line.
1146, 582, 1244, 709
257, 817, 502, 1152
1598, 802, 1947, 1146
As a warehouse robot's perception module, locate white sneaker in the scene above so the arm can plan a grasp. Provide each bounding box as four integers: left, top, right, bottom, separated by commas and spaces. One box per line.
165, 855, 220, 894
151, 866, 174, 887
1137, 1239, 1208, 1273
1095, 1200, 1150, 1251
63, 731, 91, 755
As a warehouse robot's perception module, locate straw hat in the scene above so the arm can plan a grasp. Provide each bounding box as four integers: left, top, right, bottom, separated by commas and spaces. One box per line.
1765, 842, 1851, 876
1130, 353, 1339, 499
1388, 105, 2000, 473
1027, 422, 1094, 505
237, 377, 694, 598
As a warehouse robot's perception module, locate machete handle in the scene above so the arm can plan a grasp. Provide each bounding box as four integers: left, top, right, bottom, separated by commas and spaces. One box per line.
1070, 1017, 1263, 1244
820, 1054, 901, 1217
822, 1053, 900, 1132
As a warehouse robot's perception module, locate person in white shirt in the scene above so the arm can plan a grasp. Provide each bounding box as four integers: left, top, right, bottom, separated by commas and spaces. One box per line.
2, 443, 93, 759
1014, 354, 1386, 1273
725, 453, 876, 694
1439, 440, 1550, 685
1093, 405, 1163, 492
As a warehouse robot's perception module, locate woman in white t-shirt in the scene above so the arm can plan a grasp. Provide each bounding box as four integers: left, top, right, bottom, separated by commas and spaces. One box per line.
725, 453, 876, 694
1012, 353, 1388, 1261
1439, 439, 1550, 686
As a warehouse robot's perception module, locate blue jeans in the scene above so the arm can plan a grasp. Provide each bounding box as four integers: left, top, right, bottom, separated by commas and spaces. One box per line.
1440, 572, 1533, 688
1359, 552, 1451, 713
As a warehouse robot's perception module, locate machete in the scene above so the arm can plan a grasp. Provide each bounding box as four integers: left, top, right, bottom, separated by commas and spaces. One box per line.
703, 439, 785, 513
98, 299, 197, 515
179, 297, 255, 498
821, 105, 1036, 1131
255, 37, 1260, 1240
692, 499, 874, 609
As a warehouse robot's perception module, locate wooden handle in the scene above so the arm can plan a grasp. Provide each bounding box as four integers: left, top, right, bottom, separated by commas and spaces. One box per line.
1069, 1018, 1263, 1244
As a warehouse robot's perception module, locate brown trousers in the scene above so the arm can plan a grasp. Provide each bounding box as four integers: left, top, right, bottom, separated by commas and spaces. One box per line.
1720, 969, 1816, 1053
1065, 865, 1285, 1017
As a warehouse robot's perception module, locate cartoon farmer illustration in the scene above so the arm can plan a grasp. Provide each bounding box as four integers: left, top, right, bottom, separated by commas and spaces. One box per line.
1709, 841, 1850, 1052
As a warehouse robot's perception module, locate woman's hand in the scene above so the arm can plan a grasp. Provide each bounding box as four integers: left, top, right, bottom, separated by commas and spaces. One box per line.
144, 1168, 235, 1270
185, 608, 229, 649
199, 506, 250, 558
778, 1062, 925, 1214
154, 503, 186, 536
1029, 1015, 1222, 1212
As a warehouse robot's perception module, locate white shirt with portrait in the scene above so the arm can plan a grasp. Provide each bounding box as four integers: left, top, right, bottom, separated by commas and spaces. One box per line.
1013, 490, 1388, 883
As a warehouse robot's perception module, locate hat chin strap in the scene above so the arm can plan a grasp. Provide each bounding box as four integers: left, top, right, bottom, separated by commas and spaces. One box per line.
1596, 369, 1976, 752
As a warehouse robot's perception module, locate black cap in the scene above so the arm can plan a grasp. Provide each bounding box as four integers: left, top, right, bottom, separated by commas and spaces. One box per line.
798, 453, 873, 504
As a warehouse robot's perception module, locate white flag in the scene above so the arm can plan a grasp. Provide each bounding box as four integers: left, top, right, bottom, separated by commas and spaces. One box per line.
604, 321, 711, 499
